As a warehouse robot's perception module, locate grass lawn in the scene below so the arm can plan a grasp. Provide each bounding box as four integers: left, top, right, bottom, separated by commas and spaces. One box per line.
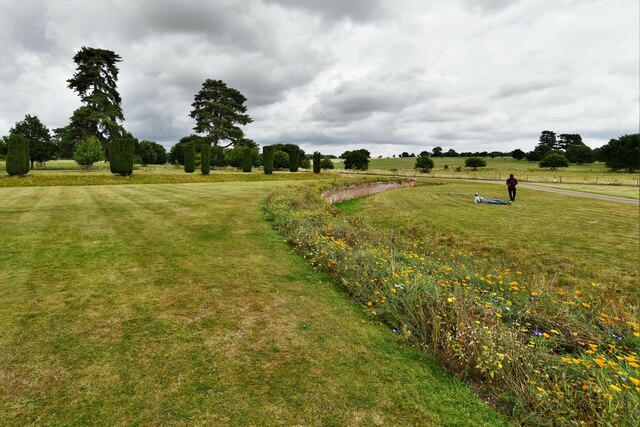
534, 183, 640, 199
337, 180, 640, 309
0, 179, 506, 426
330, 157, 640, 186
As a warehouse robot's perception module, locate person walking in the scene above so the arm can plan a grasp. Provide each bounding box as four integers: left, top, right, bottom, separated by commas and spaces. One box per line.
506, 174, 518, 201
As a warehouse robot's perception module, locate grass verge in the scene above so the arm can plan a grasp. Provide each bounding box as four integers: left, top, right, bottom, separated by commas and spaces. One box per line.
264, 180, 639, 425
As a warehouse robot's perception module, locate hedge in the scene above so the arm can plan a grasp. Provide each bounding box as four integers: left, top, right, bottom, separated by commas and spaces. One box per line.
184, 144, 196, 173
313, 151, 321, 174
263, 145, 274, 174
201, 143, 210, 175
109, 138, 134, 176
6, 134, 30, 176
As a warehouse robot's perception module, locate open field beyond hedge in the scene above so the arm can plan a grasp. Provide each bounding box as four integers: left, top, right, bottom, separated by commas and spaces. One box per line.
0, 178, 507, 426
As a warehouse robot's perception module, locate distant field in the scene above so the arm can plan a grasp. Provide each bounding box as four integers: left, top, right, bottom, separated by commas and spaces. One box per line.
339, 180, 640, 307
0, 179, 505, 425
331, 157, 640, 186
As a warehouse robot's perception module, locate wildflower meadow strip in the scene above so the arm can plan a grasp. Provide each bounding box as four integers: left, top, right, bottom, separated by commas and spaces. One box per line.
264, 182, 639, 426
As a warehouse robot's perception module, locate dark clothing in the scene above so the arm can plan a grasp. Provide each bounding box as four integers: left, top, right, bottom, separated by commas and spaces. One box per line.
506, 177, 518, 201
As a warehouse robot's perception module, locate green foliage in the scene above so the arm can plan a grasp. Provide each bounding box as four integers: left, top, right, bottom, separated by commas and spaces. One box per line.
184, 144, 196, 173
224, 145, 258, 168
566, 144, 594, 165
263, 145, 274, 174
601, 134, 640, 172
288, 147, 299, 172
525, 150, 543, 161
74, 136, 103, 168
511, 149, 525, 161
539, 151, 569, 169
558, 133, 583, 150
313, 152, 321, 174
464, 157, 486, 170
6, 134, 30, 176
200, 143, 211, 175
10, 114, 57, 167
242, 147, 252, 172
108, 138, 134, 176
66, 47, 125, 146
0, 136, 7, 157
169, 135, 205, 165
320, 158, 334, 170
138, 140, 156, 166
343, 149, 369, 170
189, 79, 252, 148
539, 130, 558, 149
415, 155, 435, 172
273, 150, 289, 170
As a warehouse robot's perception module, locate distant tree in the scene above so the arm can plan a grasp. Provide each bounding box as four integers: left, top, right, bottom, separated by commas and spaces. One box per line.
152, 142, 167, 164
66, 47, 125, 156
74, 136, 103, 168
109, 138, 134, 176
343, 150, 369, 170
189, 79, 252, 149
557, 134, 583, 150
184, 144, 196, 173
539, 130, 558, 149
415, 155, 434, 172
137, 140, 156, 166
9, 114, 57, 168
225, 145, 258, 168
566, 144, 594, 165
313, 151, 321, 173
431, 146, 443, 157
511, 148, 526, 161
200, 143, 210, 175
465, 157, 487, 170
539, 151, 569, 170
419, 151, 430, 157
320, 158, 334, 170
525, 150, 543, 161
410, 153, 416, 157
262, 145, 274, 174
600, 134, 640, 172
288, 147, 299, 172
445, 148, 458, 157
0, 136, 7, 158
401, 152, 410, 158
169, 135, 205, 165
341, 148, 370, 159
5, 134, 30, 176
242, 147, 252, 172
273, 150, 289, 170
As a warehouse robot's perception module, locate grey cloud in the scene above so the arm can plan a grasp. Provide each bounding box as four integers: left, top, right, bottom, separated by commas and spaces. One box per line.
494, 77, 567, 98
264, 0, 388, 22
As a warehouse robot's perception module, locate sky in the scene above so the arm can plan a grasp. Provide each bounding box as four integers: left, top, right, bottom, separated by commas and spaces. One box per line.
0, 0, 638, 157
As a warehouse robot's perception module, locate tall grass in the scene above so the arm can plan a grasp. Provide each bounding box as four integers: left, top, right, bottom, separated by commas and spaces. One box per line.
264, 181, 640, 425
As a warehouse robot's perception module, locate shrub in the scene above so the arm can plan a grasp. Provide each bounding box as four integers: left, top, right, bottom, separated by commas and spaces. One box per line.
75, 136, 103, 169
288, 147, 299, 172
566, 144, 594, 165
600, 133, 640, 172
313, 152, 321, 174
108, 138, 134, 176
539, 151, 569, 169
343, 150, 369, 170
201, 143, 210, 175
184, 144, 196, 173
263, 145, 274, 174
273, 150, 289, 170
415, 155, 434, 172
6, 134, 30, 176
138, 140, 156, 166
320, 158, 334, 170
242, 147, 252, 172
464, 157, 486, 170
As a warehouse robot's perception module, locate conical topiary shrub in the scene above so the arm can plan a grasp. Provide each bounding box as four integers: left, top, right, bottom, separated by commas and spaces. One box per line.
288, 147, 299, 172
184, 144, 196, 173
201, 143, 210, 175
242, 147, 252, 172
109, 138, 134, 176
263, 145, 274, 174
313, 151, 321, 174
6, 134, 30, 176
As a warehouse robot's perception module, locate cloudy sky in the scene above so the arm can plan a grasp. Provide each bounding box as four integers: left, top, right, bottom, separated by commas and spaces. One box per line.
0, 0, 637, 156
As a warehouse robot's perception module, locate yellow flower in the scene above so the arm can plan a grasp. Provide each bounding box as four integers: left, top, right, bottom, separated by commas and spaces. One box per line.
629, 377, 640, 387
531, 292, 539, 297
551, 329, 560, 335
610, 384, 622, 393
367, 301, 373, 306
447, 297, 456, 302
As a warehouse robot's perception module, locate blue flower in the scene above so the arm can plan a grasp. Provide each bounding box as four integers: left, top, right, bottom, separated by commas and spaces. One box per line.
532, 330, 543, 337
